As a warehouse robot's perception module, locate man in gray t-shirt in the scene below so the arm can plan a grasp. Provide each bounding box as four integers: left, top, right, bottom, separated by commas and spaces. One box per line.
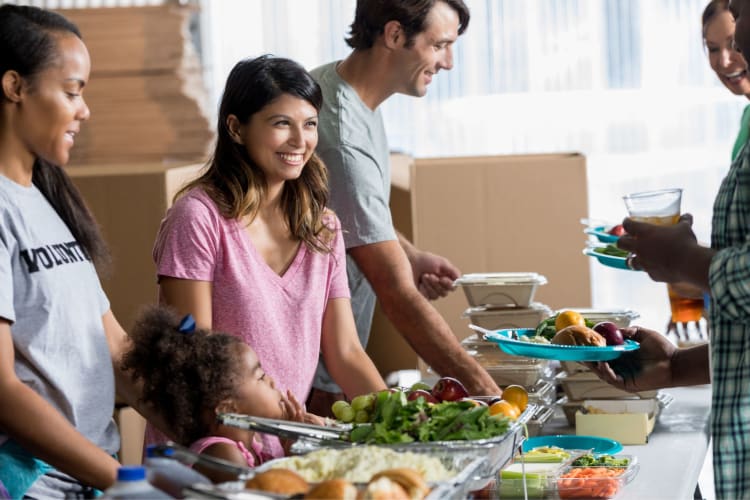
308, 0, 500, 413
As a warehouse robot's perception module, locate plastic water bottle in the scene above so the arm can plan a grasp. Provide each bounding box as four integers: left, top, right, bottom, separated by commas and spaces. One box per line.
102, 465, 171, 499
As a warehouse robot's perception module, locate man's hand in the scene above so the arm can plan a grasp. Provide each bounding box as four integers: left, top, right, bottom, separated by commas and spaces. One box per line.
410, 250, 461, 300
588, 327, 677, 392
617, 214, 697, 282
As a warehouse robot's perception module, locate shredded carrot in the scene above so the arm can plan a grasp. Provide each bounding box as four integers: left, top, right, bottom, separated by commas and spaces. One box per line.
557, 467, 625, 498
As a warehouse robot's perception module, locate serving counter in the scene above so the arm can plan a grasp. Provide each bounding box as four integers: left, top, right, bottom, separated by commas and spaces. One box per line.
537, 385, 712, 499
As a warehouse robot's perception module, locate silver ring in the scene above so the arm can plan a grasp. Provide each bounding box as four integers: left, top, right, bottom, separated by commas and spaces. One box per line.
625, 253, 637, 270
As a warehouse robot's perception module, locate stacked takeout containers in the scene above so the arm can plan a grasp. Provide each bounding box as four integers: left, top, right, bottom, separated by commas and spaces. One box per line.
555, 309, 671, 444
454, 273, 555, 436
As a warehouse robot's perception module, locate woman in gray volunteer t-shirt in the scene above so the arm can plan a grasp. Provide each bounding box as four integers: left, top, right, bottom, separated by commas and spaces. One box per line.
0, 5, 146, 498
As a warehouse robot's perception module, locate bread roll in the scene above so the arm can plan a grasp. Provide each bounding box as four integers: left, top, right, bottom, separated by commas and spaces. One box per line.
245, 468, 309, 495
551, 325, 605, 347
360, 477, 410, 500
370, 468, 429, 499
304, 479, 358, 499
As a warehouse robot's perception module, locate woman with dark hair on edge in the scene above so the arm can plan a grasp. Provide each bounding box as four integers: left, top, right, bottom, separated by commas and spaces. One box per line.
0, 4, 153, 498
147, 55, 386, 457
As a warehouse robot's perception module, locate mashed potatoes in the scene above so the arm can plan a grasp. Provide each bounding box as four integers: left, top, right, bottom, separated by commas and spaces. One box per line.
267, 446, 453, 483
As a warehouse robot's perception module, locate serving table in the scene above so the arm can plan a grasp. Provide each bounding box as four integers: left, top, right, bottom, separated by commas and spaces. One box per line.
537, 385, 712, 499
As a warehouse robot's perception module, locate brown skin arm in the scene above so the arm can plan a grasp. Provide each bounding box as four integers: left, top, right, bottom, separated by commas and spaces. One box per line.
589, 326, 710, 391
349, 240, 501, 395
0, 319, 120, 490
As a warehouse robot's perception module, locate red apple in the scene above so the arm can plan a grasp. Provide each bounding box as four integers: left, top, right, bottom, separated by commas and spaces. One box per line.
593, 321, 624, 346
608, 224, 625, 237
407, 389, 439, 404
431, 376, 469, 402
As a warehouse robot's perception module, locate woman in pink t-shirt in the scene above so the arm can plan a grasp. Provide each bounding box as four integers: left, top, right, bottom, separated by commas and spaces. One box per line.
149, 55, 386, 457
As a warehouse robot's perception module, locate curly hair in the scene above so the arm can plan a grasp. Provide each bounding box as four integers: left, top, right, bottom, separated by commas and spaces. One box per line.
122, 306, 247, 445
177, 55, 335, 253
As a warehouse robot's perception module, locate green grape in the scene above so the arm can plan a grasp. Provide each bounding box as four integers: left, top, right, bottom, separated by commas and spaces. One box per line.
338, 406, 355, 423
350, 393, 375, 412
354, 409, 370, 423
331, 400, 352, 421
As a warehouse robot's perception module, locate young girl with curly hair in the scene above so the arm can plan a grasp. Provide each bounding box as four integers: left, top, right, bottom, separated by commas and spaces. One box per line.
123, 306, 316, 481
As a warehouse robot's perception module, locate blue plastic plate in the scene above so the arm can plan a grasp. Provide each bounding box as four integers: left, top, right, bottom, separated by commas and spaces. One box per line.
483, 329, 639, 361
523, 435, 623, 456
583, 226, 620, 244
583, 248, 634, 271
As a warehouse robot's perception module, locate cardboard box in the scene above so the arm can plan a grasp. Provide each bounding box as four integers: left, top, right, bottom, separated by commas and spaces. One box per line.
575, 399, 658, 445
367, 153, 592, 377
68, 162, 203, 331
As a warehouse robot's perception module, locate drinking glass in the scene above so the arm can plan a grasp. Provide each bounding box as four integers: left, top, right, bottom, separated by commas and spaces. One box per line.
622, 189, 705, 327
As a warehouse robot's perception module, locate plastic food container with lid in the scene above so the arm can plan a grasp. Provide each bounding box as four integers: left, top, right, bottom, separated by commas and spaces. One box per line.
462, 302, 553, 331
556, 371, 658, 401
461, 333, 543, 366
560, 308, 640, 328
556, 456, 639, 499
454, 273, 548, 307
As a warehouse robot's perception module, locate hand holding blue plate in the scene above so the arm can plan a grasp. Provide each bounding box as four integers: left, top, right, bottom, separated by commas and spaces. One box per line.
482, 328, 639, 362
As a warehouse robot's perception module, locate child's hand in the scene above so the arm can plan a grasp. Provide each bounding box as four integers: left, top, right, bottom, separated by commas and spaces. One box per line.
281, 390, 325, 426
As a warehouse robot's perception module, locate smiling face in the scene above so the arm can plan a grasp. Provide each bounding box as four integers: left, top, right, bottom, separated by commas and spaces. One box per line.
231, 345, 286, 419
705, 9, 750, 96
236, 93, 318, 187
12, 33, 91, 166
392, 1, 460, 97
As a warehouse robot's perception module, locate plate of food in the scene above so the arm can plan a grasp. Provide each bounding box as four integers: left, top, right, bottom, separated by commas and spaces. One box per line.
522, 435, 623, 456
480, 328, 639, 362
583, 225, 623, 244
583, 245, 634, 271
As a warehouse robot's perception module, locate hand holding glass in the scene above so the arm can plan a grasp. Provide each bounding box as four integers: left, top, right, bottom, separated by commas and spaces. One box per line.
622, 189, 703, 323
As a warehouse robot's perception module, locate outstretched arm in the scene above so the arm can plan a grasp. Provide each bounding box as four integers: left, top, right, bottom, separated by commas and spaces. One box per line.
589, 326, 710, 391
349, 241, 501, 396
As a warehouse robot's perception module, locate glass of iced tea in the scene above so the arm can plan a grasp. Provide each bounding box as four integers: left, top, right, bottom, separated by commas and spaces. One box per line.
622, 188, 704, 323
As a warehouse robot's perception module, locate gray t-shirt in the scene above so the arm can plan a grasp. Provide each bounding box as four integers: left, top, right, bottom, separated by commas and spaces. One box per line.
310, 61, 397, 392
0, 174, 118, 456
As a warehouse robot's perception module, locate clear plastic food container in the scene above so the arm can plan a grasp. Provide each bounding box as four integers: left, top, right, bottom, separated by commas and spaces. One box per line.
454, 273, 548, 307
462, 303, 553, 331
486, 361, 554, 387
556, 371, 658, 401
498, 461, 562, 498
559, 308, 640, 328
461, 333, 542, 366
556, 456, 639, 499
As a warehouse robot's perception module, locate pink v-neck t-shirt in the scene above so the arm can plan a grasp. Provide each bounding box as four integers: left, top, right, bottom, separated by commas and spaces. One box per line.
153, 188, 350, 404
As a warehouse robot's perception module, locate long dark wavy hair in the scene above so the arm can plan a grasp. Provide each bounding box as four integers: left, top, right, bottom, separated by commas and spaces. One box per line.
122, 306, 247, 445
177, 55, 334, 253
0, 5, 109, 268
346, 0, 470, 50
